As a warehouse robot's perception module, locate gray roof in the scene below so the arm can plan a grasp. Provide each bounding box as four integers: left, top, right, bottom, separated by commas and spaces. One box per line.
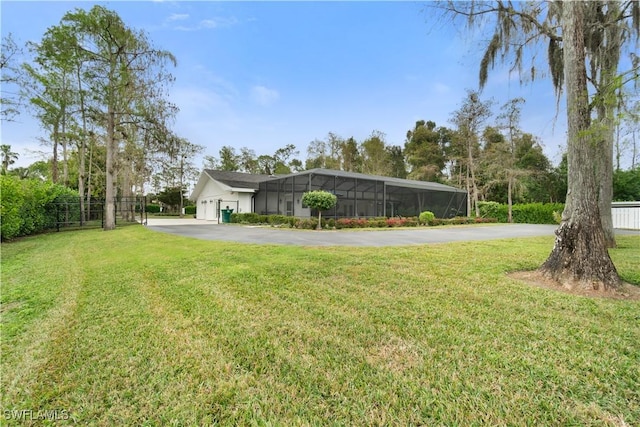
201, 168, 466, 194
265, 168, 467, 193
204, 169, 272, 190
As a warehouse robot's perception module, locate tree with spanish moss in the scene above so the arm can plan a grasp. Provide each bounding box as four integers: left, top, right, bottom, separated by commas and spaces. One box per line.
438, 0, 639, 291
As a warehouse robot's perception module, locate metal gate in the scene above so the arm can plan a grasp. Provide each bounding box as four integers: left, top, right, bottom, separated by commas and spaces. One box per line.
48, 196, 147, 232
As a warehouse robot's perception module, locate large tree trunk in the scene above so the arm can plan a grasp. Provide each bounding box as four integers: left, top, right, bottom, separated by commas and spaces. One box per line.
121, 157, 132, 222
592, 0, 622, 249
104, 108, 117, 231
86, 133, 94, 222
466, 164, 471, 217
78, 136, 86, 222
468, 142, 480, 217
597, 115, 616, 248
470, 164, 480, 217
179, 155, 185, 218
77, 64, 87, 223
507, 174, 513, 223
540, 1, 621, 291
61, 111, 69, 186
52, 122, 59, 184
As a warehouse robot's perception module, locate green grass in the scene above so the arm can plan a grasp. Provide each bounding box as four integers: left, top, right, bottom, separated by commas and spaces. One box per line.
1, 227, 639, 426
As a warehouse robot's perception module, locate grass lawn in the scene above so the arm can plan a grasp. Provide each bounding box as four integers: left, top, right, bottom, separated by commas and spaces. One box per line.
1, 226, 639, 426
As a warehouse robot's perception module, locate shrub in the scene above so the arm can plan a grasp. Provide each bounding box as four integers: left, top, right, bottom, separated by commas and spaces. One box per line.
294, 218, 320, 230
267, 215, 291, 226
428, 218, 446, 226
451, 216, 469, 225
146, 204, 161, 213
0, 176, 80, 240
419, 211, 435, 225
335, 218, 352, 229
222, 213, 499, 231
184, 205, 196, 215
386, 218, 400, 227
301, 190, 337, 230
478, 201, 506, 221
513, 203, 565, 224
478, 201, 564, 224
386, 217, 419, 227
0, 175, 23, 240
230, 213, 297, 226
355, 218, 370, 228
427, 217, 497, 226
404, 217, 419, 227
372, 218, 387, 228
231, 213, 257, 223
474, 217, 498, 224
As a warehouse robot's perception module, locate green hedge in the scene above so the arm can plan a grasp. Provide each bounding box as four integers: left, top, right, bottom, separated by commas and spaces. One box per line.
478, 201, 564, 224
1, 176, 80, 240
184, 205, 196, 215
429, 217, 497, 226
230, 212, 268, 224
229, 212, 498, 229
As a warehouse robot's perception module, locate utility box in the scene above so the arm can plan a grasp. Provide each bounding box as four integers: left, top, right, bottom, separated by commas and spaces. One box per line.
221, 208, 234, 223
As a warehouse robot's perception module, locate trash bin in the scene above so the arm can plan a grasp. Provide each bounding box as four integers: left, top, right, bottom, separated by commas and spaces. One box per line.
221, 208, 234, 223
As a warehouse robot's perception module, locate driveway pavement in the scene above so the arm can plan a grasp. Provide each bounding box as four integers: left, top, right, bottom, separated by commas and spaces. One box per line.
144, 218, 573, 246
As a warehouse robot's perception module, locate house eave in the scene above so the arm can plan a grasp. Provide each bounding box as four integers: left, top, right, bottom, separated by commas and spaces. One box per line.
228, 187, 258, 193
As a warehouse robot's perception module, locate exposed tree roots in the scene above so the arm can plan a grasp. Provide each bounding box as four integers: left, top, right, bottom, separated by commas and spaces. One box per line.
509, 270, 639, 300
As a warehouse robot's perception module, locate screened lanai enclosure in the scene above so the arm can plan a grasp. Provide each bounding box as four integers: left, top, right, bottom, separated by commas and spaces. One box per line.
254, 169, 467, 219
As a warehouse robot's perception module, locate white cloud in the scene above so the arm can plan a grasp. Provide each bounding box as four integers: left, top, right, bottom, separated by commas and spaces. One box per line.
251, 85, 280, 107
200, 17, 239, 29
167, 13, 189, 22
173, 16, 239, 31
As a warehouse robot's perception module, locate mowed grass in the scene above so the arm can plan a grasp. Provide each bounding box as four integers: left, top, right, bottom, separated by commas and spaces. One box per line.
1, 227, 639, 426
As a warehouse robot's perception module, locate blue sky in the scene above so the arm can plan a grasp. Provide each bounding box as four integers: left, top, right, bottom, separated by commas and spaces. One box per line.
1, 1, 570, 170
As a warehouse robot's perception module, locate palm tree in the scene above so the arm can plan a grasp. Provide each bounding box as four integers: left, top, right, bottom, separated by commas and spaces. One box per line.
1, 144, 18, 174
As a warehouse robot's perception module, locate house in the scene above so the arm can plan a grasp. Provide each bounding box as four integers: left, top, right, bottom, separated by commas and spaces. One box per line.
190, 168, 468, 221
190, 170, 271, 221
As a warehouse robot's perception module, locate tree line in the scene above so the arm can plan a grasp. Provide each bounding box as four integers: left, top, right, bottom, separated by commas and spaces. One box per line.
1, 6, 202, 228
203, 88, 637, 214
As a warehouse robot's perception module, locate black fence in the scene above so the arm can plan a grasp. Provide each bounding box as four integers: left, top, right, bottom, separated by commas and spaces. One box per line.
49, 196, 147, 232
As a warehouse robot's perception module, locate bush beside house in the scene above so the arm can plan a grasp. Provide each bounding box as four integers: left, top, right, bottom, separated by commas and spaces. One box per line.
478, 201, 563, 224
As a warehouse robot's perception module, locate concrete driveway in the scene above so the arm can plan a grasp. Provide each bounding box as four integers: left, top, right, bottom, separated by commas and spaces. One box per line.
144, 218, 569, 246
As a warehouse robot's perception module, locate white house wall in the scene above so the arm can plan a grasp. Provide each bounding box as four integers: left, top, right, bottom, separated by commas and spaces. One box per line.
196, 178, 223, 220
226, 191, 253, 215
195, 179, 253, 221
